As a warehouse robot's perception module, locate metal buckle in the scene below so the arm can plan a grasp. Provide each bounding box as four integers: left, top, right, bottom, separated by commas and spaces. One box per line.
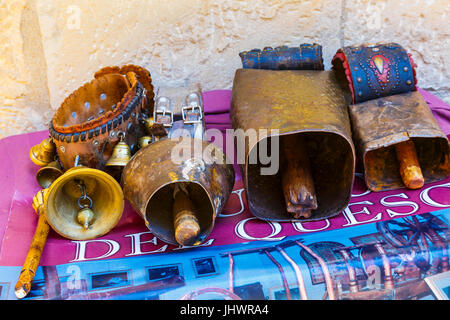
154, 108, 173, 127
182, 104, 203, 124
154, 96, 173, 127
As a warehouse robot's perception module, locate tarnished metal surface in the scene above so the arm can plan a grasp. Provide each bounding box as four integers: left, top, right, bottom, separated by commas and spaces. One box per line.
332, 42, 450, 191
121, 138, 235, 245
350, 91, 450, 191
231, 69, 355, 221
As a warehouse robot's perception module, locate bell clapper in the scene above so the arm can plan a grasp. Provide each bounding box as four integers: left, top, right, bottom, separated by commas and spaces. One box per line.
281, 134, 318, 219
395, 140, 424, 189
76, 181, 95, 229
172, 184, 201, 246
15, 189, 50, 299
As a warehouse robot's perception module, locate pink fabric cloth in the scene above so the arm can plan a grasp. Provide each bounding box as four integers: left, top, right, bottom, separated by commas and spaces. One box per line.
418, 88, 450, 135
0, 89, 449, 266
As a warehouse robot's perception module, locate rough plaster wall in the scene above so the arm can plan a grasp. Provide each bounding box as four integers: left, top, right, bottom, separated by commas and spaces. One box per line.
0, 0, 50, 138
36, 0, 343, 110
0, 0, 449, 138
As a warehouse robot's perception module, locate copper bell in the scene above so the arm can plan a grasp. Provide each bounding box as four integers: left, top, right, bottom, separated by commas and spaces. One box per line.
106, 134, 131, 167
332, 43, 450, 191
44, 165, 124, 240
121, 86, 235, 247
29, 138, 56, 167
231, 63, 355, 222
122, 136, 235, 247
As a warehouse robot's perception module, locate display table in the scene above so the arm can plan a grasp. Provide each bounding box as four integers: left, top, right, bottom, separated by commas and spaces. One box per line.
0, 89, 448, 300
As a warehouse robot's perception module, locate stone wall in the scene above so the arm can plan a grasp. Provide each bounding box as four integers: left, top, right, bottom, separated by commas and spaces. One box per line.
0, 0, 449, 138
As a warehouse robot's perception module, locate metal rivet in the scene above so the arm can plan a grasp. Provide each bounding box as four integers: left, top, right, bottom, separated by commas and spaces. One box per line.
60, 146, 65, 152
406, 80, 412, 85
353, 66, 359, 71
357, 77, 362, 83
93, 140, 99, 146
403, 67, 409, 72
109, 131, 116, 138
358, 91, 363, 96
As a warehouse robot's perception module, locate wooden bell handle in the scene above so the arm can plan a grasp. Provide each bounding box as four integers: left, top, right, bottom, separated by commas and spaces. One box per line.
173, 185, 200, 246
15, 213, 50, 299
281, 135, 318, 219
395, 140, 424, 189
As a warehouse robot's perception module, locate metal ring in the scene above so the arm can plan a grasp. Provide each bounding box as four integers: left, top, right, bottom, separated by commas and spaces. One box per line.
78, 195, 93, 209
117, 131, 126, 140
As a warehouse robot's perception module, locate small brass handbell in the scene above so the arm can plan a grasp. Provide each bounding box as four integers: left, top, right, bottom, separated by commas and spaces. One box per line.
35, 161, 63, 189
44, 166, 124, 240
15, 166, 123, 299
144, 117, 154, 135
29, 138, 56, 167
138, 136, 152, 149
106, 141, 131, 167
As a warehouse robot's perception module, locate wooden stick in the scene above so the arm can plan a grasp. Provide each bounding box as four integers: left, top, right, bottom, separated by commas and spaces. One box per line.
15, 212, 50, 299
395, 140, 424, 189
173, 184, 200, 246
281, 134, 317, 218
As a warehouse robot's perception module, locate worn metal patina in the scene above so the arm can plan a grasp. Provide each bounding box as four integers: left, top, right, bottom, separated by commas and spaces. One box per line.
122, 86, 235, 245
231, 69, 355, 222
333, 43, 450, 191
349, 91, 450, 191
122, 138, 235, 245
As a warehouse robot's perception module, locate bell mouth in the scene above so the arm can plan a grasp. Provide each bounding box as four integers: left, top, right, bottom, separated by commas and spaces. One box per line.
144, 181, 214, 246
246, 130, 354, 221
52, 73, 131, 134
45, 167, 124, 240
364, 136, 450, 191
36, 164, 63, 189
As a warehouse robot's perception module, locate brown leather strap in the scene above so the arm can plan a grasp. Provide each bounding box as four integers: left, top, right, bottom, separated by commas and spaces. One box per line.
49, 65, 154, 170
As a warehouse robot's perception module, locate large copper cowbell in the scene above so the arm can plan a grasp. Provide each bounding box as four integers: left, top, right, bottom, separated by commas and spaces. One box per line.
122, 87, 235, 245
231, 44, 355, 222
332, 43, 450, 191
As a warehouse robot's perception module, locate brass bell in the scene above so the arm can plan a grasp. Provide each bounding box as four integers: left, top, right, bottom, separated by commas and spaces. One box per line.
144, 117, 155, 135
76, 201, 95, 230
138, 136, 152, 149
106, 136, 131, 167
44, 166, 124, 240
36, 161, 63, 189
29, 138, 56, 167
